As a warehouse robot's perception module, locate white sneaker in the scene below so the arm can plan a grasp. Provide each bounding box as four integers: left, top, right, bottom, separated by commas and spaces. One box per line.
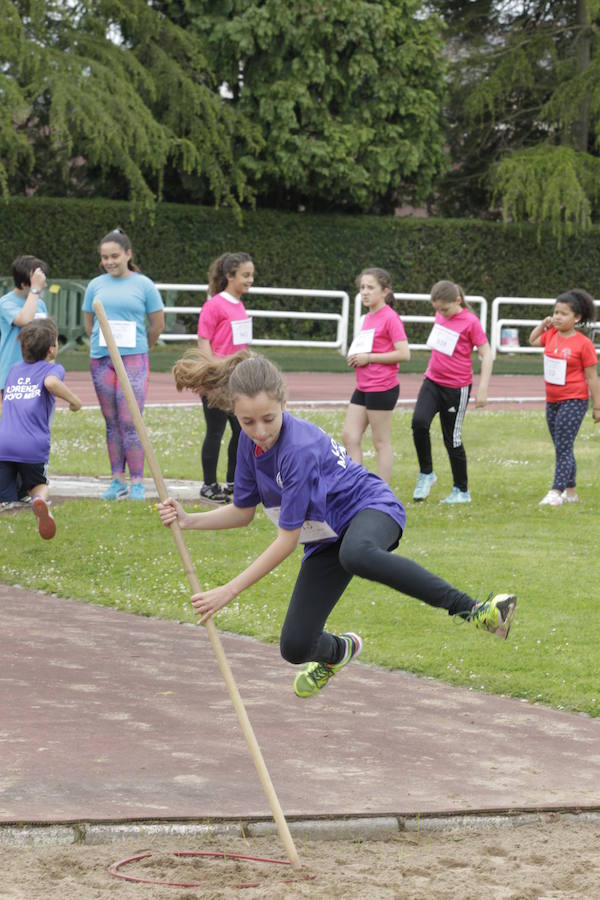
539, 490, 563, 506
561, 490, 579, 503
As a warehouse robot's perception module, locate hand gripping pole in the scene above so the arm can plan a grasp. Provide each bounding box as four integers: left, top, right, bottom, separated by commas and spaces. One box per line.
92, 300, 300, 868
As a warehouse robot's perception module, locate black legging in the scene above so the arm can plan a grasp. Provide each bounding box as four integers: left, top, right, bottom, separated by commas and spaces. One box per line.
201, 396, 241, 484
279, 508, 476, 667
412, 377, 471, 492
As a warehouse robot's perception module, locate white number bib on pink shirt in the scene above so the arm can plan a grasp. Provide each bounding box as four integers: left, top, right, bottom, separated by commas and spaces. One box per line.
426, 323, 459, 356
348, 328, 375, 355
231, 318, 252, 345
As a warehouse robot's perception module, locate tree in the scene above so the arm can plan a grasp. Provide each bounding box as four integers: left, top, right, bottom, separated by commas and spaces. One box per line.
0, 0, 262, 209
183, 0, 448, 213
432, 0, 600, 238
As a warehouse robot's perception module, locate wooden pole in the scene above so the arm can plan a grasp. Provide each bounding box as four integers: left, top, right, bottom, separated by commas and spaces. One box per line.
92, 300, 300, 868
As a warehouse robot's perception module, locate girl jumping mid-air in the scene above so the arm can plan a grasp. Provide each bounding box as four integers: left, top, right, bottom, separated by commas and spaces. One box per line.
529, 288, 600, 506
158, 352, 516, 699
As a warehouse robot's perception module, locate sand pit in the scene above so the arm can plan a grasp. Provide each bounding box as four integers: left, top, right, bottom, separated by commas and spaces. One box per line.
2, 817, 600, 899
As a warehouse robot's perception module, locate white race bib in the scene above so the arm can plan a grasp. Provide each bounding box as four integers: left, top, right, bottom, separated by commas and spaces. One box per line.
348, 328, 375, 355
426, 323, 460, 356
231, 318, 252, 345
544, 354, 567, 386
99, 319, 137, 348
34, 311, 47, 319
263, 507, 338, 543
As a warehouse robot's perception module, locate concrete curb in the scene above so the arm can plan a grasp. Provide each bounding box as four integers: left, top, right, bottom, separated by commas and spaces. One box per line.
2, 809, 600, 848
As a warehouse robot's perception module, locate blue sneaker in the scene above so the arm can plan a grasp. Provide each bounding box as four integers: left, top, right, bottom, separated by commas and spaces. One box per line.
129, 482, 146, 501
441, 486, 471, 504
101, 478, 128, 501
413, 471, 437, 501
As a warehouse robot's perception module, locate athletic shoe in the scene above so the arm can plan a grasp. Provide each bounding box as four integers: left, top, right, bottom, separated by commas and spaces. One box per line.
33, 497, 56, 540
293, 632, 363, 699
101, 478, 129, 501
470, 594, 517, 640
222, 482, 234, 497
539, 490, 563, 506
129, 482, 146, 501
412, 471, 437, 502
441, 486, 471, 504
1, 501, 21, 511
561, 490, 579, 503
199, 482, 230, 504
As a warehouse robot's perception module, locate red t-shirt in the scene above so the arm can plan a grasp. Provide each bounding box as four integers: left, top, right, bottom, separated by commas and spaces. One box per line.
540, 328, 598, 402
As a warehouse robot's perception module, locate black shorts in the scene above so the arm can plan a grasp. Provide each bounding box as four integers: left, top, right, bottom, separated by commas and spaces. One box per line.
0, 461, 49, 502
350, 385, 399, 411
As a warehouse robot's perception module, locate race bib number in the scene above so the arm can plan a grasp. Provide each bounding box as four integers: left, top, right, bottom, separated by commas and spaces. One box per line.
34, 312, 47, 319
99, 320, 136, 348
231, 318, 252, 345
263, 507, 338, 543
348, 328, 375, 355
427, 323, 460, 356
544, 354, 567, 386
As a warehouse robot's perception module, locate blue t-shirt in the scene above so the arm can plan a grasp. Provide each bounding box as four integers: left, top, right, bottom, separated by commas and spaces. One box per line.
234, 412, 406, 558
0, 359, 65, 463
82, 272, 164, 358
0, 290, 48, 389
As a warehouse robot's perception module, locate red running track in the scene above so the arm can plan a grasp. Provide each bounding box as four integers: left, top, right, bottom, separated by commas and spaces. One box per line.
61, 370, 546, 409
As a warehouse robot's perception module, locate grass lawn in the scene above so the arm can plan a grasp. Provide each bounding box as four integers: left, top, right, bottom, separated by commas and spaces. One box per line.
2, 406, 599, 717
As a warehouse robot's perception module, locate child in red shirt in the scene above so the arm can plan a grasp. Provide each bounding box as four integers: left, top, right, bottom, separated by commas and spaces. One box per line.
529, 288, 600, 506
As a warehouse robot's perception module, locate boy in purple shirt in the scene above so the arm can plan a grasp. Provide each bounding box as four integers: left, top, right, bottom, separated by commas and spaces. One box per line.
158, 353, 516, 698
0, 319, 82, 538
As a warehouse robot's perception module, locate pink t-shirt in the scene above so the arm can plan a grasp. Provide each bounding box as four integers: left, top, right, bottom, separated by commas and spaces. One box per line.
197, 292, 250, 357
425, 308, 488, 388
355, 305, 407, 392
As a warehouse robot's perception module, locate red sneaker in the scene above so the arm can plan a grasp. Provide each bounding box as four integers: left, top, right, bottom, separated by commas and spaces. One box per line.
33, 497, 56, 540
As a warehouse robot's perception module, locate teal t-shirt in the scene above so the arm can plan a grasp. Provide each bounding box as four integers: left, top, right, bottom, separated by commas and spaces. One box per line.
0, 290, 48, 390
82, 272, 164, 358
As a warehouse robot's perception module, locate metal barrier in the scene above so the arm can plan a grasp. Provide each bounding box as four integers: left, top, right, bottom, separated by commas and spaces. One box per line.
490, 297, 600, 358
353, 293, 488, 350
157, 284, 350, 355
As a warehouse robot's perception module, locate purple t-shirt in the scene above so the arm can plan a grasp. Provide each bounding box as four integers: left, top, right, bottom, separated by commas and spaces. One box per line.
0, 360, 65, 463
234, 412, 406, 557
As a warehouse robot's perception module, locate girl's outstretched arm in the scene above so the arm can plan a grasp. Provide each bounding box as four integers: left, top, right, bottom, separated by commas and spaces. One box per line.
157, 497, 255, 531
191, 527, 302, 624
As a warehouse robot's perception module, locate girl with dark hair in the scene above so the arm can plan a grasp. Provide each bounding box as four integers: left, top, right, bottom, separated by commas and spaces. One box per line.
342, 268, 410, 483
411, 280, 492, 504
159, 351, 516, 700
0, 255, 49, 398
196, 251, 254, 504
529, 288, 600, 505
82, 229, 165, 501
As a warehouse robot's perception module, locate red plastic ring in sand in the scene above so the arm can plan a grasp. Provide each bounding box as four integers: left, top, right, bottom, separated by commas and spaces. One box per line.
108, 850, 317, 889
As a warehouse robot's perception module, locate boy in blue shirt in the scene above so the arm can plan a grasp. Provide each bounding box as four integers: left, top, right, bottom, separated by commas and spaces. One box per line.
0, 255, 50, 400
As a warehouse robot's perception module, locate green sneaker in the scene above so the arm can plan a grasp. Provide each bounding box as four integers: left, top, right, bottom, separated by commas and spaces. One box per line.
293, 632, 363, 698
470, 594, 517, 640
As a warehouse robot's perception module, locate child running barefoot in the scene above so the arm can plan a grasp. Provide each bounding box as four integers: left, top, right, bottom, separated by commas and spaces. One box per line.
0, 320, 82, 538
342, 268, 410, 483
411, 281, 492, 504
529, 289, 600, 506
157, 352, 516, 699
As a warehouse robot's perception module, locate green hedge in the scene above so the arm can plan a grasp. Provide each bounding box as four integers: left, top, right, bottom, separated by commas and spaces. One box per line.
1, 197, 599, 341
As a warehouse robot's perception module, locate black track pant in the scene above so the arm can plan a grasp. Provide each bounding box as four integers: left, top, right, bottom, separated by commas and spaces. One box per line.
201, 396, 241, 484
279, 508, 476, 666
411, 377, 471, 492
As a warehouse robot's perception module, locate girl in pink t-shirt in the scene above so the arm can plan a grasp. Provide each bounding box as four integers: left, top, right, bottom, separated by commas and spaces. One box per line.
196, 252, 253, 504
342, 268, 410, 483
411, 280, 492, 504
529, 288, 600, 506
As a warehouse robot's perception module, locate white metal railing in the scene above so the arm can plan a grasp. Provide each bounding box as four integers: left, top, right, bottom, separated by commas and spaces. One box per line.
353, 293, 488, 350
156, 284, 350, 355
490, 297, 600, 358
